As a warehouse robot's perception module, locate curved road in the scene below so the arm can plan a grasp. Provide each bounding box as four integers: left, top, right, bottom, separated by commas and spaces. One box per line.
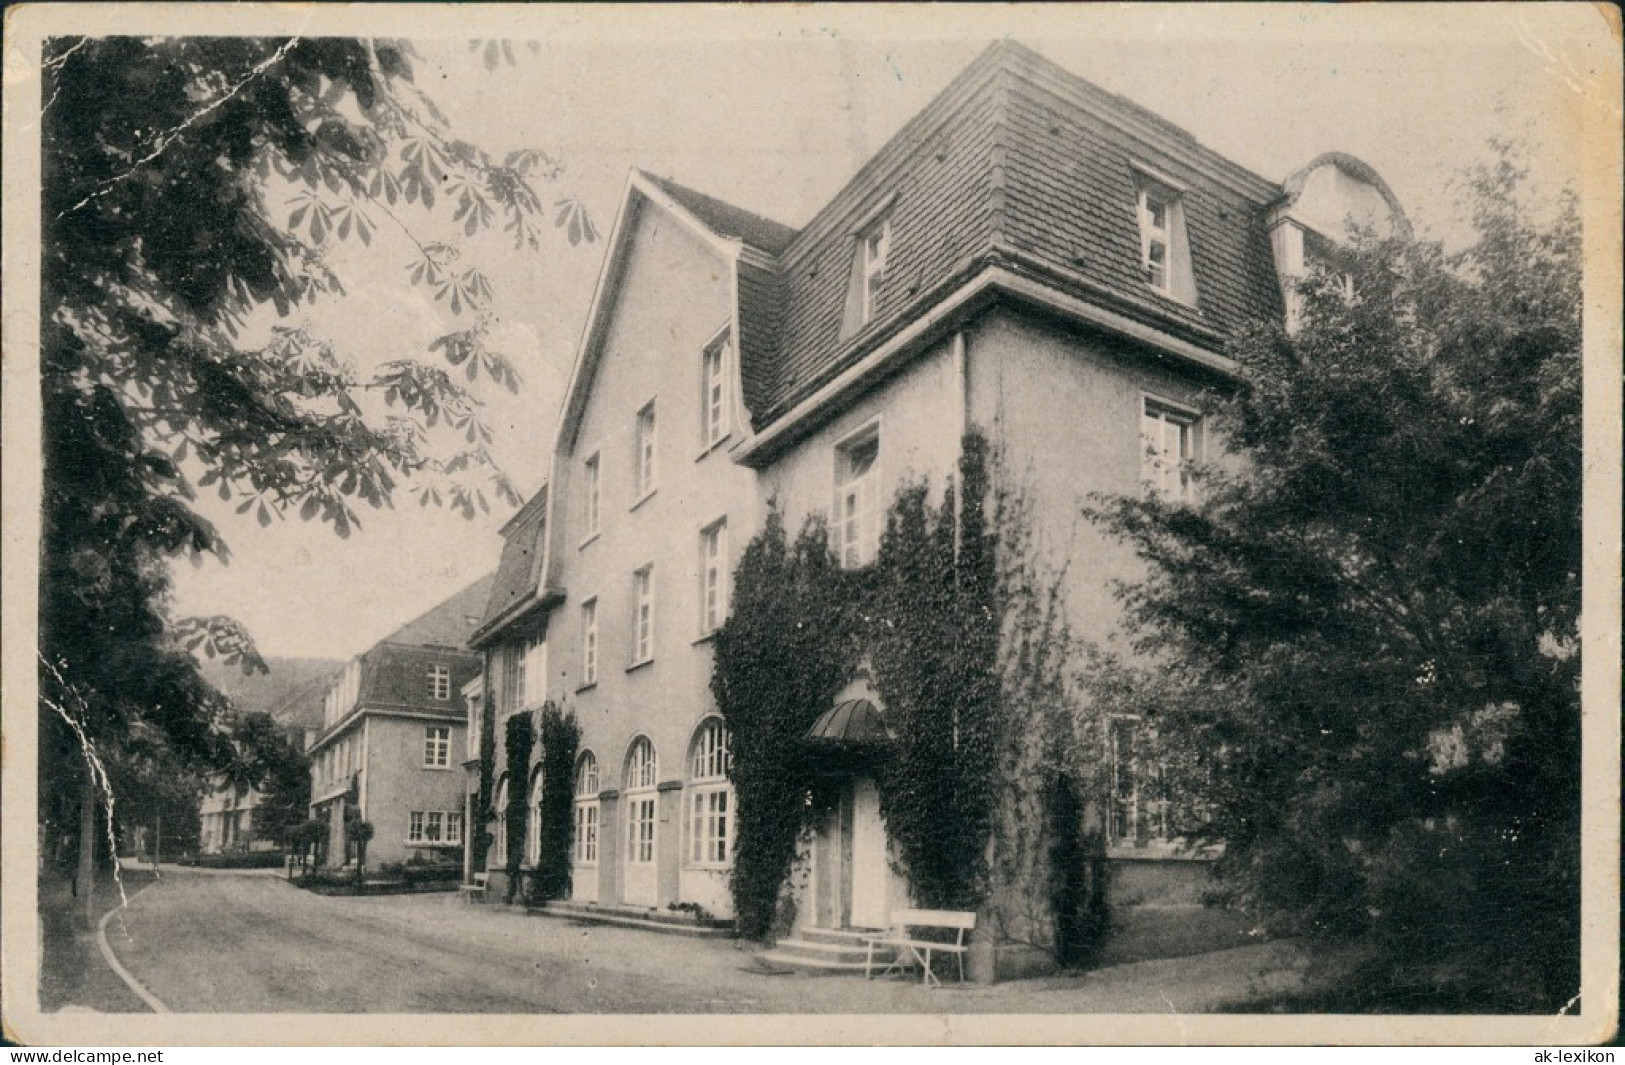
106, 868, 1306, 1014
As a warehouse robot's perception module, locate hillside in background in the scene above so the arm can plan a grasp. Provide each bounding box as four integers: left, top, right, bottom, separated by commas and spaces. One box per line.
196, 656, 342, 733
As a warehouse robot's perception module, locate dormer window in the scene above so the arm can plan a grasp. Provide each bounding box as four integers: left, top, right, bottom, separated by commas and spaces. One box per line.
842, 208, 894, 336
859, 216, 890, 324
1134, 171, 1197, 305
1138, 185, 1172, 291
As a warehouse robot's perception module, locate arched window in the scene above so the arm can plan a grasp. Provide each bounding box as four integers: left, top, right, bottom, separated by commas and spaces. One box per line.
572, 752, 599, 865
527, 766, 545, 866
686, 718, 733, 866
490, 775, 509, 868
623, 737, 658, 867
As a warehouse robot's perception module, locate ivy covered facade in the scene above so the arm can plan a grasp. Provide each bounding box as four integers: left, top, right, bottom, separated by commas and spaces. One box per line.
461, 41, 1408, 979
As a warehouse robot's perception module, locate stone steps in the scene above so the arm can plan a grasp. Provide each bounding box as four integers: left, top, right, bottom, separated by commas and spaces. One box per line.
753, 927, 912, 976
534, 900, 735, 939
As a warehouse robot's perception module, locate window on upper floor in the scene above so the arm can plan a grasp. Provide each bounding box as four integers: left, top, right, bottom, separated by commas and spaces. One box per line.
858, 215, 891, 325
634, 400, 657, 500
424, 725, 450, 769
1135, 175, 1197, 305
701, 333, 730, 450
699, 519, 728, 636
466, 689, 483, 760
834, 424, 881, 569
580, 597, 599, 687
841, 209, 894, 338
631, 565, 655, 666
582, 451, 601, 542
428, 665, 451, 701
1141, 397, 1202, 504
521, 634, 547, 709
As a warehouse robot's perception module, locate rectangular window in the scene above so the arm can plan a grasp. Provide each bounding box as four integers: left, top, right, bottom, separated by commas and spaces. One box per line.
859, 216, 891, 324
701, 335, 730, 449
688, 787, 730, 865
634, 400, 657, 499
631, 566, 654, 665
699, 520, 728, 635
426, 811, 443, 843
1108, 717, 1173, 847
1138, 185, 1172, 292
446, 811, 463, 844
466, 691, 483, 760
522, 636, 547, 708
1141, 398, 1201, 503
428, 664, 451, 701
408, 811, 425, 843
423, 726, 450, 768
834, 425, 881, 569
582, 452, 601, 541
574, 802, 599, 864
580, 598, 598, 686
627, 797, 656, 864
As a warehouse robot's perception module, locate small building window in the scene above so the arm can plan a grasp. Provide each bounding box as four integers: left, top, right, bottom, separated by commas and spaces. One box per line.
490, 777, 509, 867
582, 452, 601, 541
580, 597, 599, 686
522, 635, 547, 709
834, 424, 881, 569
424, 725, 450, 768
624, 737, 658, 866
631, 565, 655, 665
527, 769, 544, 865
466, 687, 483, 760
701, 334, 730, 449
634, 400, 657, 500
1135, 175, 1197, 305
1108, 717, 1173, 847
408, 811, 425, 843
687, 718, 733, 866
426, 811, 444, 843
428, 665, 451, 701
1141, 397, 1201, 503
859, 216, 891, 325
573, 752, 599, 865
699, 519, 728, 636
446, 810, 463, 844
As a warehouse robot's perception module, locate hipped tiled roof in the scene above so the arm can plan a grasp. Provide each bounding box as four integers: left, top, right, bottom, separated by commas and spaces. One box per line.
384, 573, 495, 650
473, 486, 549, 640
638, 41, 1288, 430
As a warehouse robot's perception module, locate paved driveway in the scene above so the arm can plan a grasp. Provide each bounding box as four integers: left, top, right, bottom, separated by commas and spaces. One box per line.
106, 868, 1307, 1014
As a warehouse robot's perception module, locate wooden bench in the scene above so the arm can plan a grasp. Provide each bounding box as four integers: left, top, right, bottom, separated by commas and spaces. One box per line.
863, 909, 976, 987
457, 872, 488, 904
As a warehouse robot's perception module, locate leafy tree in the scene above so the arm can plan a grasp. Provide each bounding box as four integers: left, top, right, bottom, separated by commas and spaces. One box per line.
1086, 155, 1580, 1010
39, 36, 590, 914
223, 711, 311, 848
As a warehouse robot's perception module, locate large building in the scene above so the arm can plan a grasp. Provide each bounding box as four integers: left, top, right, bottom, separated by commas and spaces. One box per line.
306, 576, 491, 870
466, 41, 1406, 976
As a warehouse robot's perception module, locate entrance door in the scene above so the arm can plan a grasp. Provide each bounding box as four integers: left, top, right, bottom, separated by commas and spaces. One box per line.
622, 790, 658, 906
810, 776, 891, 930
848, 777, 889, 929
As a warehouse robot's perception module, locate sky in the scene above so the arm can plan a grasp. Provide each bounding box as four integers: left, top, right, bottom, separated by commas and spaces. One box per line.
159, 3, 1619, 660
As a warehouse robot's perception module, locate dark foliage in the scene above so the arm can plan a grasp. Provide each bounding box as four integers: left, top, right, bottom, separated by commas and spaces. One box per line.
1086, 154, 1581, 1010
711, 511, 861, 939
868, 433, 1001, 910
529, 704, 580, 903
38, 36, 585, 873
502, 711, 533, 902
